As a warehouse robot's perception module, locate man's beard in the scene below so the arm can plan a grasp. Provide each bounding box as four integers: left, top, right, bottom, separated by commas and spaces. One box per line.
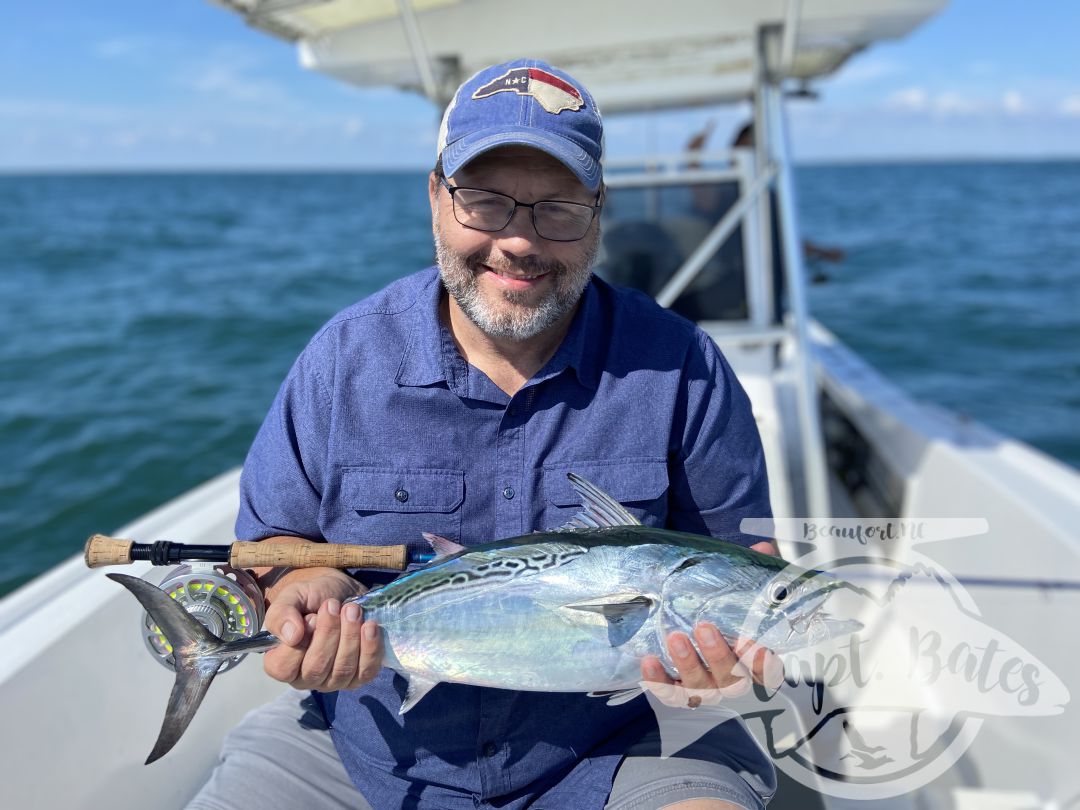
434, 222, 598, 342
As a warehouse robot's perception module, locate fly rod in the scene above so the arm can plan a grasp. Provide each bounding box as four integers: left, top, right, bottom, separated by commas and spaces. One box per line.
83, 533, 436, 571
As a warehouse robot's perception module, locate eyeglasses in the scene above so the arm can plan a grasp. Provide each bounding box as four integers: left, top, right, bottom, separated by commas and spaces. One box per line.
438, 175, 601, 242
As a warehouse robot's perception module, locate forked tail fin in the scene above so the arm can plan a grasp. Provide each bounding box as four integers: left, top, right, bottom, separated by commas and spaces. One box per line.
107, 573, 278, 764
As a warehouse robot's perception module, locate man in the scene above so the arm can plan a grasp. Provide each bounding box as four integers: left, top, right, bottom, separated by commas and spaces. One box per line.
188, 59, 779, 810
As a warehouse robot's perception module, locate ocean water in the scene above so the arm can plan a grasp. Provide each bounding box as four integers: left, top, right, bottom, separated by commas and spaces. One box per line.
2, 164, 1078, 597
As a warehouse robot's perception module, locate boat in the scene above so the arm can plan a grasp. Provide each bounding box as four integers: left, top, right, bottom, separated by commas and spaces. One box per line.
4, 1, 1079, 807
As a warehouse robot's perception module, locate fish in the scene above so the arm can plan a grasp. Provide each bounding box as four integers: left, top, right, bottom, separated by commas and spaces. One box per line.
109, 473, 861, 764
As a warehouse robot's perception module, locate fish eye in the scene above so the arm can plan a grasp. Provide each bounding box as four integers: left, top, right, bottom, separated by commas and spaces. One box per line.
769, 582, 791, 604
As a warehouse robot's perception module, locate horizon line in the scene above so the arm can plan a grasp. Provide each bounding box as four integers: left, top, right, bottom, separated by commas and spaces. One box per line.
4, 153, 1080, 176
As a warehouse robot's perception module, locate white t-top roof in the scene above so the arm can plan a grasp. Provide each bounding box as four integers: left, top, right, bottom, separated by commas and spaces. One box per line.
212, 0, 946, 111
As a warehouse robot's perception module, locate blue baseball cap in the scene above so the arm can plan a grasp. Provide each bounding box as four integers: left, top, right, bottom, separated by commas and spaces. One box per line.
437, 58, 604, 192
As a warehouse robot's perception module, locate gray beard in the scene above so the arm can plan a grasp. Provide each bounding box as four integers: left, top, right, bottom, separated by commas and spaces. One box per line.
434, 222, 598, 342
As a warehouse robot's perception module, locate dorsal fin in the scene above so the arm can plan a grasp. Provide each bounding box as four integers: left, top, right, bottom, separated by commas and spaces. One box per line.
555, 472, 641, 531
422, 532, 467, 558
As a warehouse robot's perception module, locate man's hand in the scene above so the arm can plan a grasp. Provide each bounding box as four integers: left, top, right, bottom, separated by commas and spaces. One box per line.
263, 568, 383, 691
640, 624, 784, 708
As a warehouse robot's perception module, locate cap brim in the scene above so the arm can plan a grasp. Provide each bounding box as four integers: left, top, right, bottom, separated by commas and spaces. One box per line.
441, 126, 602, 193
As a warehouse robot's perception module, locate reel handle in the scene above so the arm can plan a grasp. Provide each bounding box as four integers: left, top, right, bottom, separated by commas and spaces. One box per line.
84, 533, 410, 571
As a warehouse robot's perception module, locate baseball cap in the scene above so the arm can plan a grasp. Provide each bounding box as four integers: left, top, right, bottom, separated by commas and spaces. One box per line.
436, 58, 604, 193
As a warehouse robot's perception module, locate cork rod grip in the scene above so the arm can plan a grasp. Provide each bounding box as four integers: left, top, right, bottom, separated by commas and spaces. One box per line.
229, 542, 409, 571
84, 534, 134, 568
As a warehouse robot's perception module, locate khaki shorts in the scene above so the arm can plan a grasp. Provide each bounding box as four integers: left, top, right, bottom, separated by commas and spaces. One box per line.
186, 689, 770, 810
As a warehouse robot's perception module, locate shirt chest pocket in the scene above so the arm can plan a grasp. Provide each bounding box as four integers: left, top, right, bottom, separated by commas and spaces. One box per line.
338, 467, 464, 555
539, 460, 669, 531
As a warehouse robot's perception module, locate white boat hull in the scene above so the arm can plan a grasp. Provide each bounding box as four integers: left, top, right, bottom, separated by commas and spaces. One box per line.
0, 470, 286, 810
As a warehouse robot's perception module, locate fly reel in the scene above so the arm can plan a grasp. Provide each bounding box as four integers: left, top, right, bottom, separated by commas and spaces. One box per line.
141, 563, 264, 673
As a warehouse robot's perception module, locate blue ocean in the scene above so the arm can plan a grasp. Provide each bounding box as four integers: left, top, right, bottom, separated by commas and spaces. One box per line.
2, 163, 1078, 596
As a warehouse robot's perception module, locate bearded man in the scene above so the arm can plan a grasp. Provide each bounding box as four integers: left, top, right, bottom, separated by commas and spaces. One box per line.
187, 59, 779, 810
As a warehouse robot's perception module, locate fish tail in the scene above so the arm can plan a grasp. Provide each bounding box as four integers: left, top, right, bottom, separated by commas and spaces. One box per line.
106, 573, 278, 764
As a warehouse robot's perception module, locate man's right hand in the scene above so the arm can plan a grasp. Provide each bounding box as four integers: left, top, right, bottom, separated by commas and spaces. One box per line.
263, 568, 384, 691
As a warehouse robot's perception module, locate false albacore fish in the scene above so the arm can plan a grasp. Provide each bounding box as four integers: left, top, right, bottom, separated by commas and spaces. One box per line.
110, 473, 861, 763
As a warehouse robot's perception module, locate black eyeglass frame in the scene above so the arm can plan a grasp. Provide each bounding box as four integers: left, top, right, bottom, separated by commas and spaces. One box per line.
437, 174, 603, 243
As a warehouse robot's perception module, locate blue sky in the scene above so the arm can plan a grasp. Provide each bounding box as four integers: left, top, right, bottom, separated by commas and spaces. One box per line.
3, 1, 1079, 170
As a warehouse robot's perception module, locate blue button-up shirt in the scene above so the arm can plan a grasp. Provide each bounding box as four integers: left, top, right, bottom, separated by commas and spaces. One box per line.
237, 267, 773, 809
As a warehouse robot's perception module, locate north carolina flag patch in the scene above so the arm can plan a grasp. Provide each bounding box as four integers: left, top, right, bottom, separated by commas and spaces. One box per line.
472, 67, 584, 114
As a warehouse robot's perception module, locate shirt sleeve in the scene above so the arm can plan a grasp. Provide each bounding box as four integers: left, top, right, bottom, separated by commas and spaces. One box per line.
235, 336, 334, 542
667, 330, 773, 546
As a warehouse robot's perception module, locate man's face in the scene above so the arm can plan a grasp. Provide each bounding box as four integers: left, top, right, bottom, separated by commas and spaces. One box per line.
430, 146, 600, 342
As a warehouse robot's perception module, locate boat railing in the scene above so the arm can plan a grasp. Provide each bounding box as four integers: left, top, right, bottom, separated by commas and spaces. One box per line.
756, 24, 830, 525
603, 150, 740, 176
596, 28, 830, 525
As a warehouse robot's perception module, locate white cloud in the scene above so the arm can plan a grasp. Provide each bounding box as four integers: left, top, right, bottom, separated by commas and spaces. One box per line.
884, 91, 983, 117
932, 92, 984, 116
343, 117, 365, 138
965, 61, 997, 78
110, 129, 148, 149
177, 46, 290, 104
163, 124, 218, 146
0, 98, 130, 122
186, 64, 285, 103
881, 84, 1080, 121
833, 57, 903, 86
1001, 91, 1031, 116
782, 96, 1080, 162
1060, 96, 1080, 117
885, 87, 928, 112
93, 37, 157, 60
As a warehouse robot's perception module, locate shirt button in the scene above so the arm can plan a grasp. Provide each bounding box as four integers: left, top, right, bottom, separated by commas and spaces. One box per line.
502, 486, 515, 500
394, 488, 409, 503
482, 741, 498, 757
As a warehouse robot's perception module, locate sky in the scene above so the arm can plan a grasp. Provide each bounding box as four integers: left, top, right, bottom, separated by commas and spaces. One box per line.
3, 0, 1079, 170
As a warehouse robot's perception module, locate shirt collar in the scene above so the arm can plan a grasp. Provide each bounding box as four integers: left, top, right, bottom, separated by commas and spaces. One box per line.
395, 268, 602, 392
395, 268, 450, 388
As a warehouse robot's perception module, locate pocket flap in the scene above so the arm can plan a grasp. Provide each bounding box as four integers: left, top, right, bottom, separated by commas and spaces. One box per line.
341, 467, 464, 513
542, 460, 668, 507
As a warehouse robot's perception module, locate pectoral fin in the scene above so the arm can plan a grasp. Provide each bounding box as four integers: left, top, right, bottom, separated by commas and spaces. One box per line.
561, 593, 654, 617
561, 593, 655, 647
399, 675, 439, 714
